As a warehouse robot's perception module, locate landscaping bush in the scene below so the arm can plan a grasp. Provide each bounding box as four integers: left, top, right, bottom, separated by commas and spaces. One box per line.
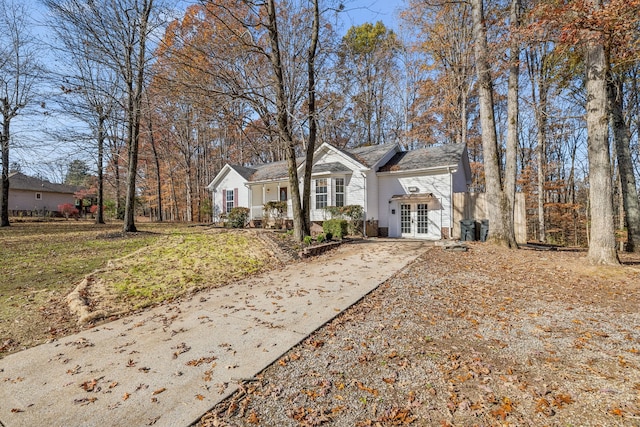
323, 219, 348, 240
323, 204, 364, 236
58, 203, 79, 219
325, 232, 333, 241
227, 207, 250, 228
263, 201, 287, 229
303, 235, 314, 245
316, 233, 326, 243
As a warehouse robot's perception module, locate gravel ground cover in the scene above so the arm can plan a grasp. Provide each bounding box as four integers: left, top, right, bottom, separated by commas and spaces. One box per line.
198, 243, 640, 426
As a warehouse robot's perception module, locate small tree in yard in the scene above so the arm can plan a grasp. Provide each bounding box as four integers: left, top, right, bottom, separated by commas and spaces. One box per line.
58, 203, 79, 219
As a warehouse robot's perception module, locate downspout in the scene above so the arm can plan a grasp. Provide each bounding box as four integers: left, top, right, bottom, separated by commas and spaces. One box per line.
361, 171, 367, 238
449, 166, 454, 240
212, 189, 217, 223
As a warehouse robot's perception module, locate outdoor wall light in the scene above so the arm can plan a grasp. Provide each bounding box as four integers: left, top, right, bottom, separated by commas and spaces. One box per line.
408, 186, 419, 193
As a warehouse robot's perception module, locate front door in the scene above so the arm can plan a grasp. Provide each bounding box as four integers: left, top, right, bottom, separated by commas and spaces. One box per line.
400, 203, 429, 238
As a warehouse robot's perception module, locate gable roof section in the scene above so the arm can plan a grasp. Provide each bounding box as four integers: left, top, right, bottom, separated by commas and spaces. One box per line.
249, 159, 294, 182
378, 144, 467, 173
341, 143, 397, 168
311, 162, 352, 174
9, 172, 80, 194
229, 164, 257, 181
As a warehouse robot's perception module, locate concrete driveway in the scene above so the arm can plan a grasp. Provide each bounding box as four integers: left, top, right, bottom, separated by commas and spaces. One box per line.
0, 238, 428, 427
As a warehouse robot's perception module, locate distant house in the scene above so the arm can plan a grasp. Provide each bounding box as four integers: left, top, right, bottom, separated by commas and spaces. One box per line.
2, 172, 82, 216
207, 142, 472, 240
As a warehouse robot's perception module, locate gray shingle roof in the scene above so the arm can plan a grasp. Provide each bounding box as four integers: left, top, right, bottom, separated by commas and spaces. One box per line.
311, 162, 352, 174
249, 160, 293, 182
9, 172, 81, 194
378, 144, 466, 173
229, 165, 257, 181
342, 143, 397, 167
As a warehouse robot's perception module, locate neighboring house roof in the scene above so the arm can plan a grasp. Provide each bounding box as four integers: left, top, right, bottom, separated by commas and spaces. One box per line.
8, 172, 80, 194
378, 143, 467, 173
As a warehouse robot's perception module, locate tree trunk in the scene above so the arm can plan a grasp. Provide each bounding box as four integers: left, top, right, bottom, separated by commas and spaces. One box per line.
585, 39, 618, 264
301, 0, 320, 236
1, 112, 9, 227
471, 0, 516, 248
609, 76, 640, 252
123, 0, 153, 233
504, 0, 520, 246
148, 117, 163, 222
266, 0, 304, 241
96, 113, 105, 224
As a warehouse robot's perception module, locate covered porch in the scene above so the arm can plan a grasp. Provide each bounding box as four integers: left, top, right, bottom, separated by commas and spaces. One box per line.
247, 181, 292, 221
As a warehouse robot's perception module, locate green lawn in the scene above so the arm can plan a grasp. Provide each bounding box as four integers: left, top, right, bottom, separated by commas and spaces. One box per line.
0, 221, 273, 354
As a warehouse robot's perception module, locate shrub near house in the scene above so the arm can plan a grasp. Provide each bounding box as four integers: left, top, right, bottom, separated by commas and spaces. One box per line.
58, 203, 79, 219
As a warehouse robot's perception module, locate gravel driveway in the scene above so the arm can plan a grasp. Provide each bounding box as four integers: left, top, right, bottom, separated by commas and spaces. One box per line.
198, 243, 640, 426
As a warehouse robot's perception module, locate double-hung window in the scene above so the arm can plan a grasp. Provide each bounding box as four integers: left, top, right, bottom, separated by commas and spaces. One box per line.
334, 178, 345, 207
226, 189, 235, 213
315, 178, 327, 209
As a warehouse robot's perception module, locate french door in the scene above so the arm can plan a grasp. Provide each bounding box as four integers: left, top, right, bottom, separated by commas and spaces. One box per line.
400, 203, 429, 238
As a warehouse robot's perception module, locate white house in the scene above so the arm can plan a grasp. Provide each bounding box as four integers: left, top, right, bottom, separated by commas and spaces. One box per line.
207, 142, 471, 240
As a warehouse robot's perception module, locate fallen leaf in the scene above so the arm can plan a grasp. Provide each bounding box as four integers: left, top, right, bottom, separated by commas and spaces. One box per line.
80, 379, 98, 392
11, 408, 24, 413
195, 394, 204, 401
186, 356, 217, 367
152, 387, 166, 395
123, 393, 130, 401
609, 407, 626, 417
247, 410, 260, 424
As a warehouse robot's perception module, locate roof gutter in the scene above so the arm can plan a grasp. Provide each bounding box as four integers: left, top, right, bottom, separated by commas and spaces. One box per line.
376, 164, 458, 176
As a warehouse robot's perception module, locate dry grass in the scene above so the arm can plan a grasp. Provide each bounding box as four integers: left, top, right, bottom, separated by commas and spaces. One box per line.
0, 221, 276, 355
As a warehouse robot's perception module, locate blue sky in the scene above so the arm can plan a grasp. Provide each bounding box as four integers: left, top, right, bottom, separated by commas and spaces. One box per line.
341, 0, 404, 29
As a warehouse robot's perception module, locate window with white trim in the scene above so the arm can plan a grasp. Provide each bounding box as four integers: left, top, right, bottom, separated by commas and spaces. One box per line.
35, 192, 42, 200
315, 178, 327, 209
334, 178, 345, 207
226, 189, 234, 213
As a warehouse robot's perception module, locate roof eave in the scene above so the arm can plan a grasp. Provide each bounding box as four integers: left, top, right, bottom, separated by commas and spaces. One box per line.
377, 164, 458, 176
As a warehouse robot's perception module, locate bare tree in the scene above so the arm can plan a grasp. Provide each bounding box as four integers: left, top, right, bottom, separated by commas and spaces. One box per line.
609, 75, 640, 253
44, 0, 161, 232
0, 1, 42, 227
584, 35, 618, 264
470, 0, 517, 247
45, 4, 123, 225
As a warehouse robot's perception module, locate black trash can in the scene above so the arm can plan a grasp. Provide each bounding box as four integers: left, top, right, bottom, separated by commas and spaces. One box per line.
480, 219, 489, 242
460, 219, 476, 241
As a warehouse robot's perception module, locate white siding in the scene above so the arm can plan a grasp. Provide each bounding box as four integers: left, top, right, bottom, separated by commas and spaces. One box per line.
378, 172, 453, 239
212, 169, 249, 220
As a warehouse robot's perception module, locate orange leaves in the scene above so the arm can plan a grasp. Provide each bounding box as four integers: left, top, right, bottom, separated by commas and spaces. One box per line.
535, 393, 574, 417
490, 397, 513, 420
355, 381, 379, 397
186, 356, 217, 367
80, 378, 99, 392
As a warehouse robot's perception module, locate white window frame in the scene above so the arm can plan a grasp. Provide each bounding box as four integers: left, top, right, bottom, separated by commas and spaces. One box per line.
315, 178, 328, 209
225, 189, 234, 213
35, 192, 42, 200
334, 177, 345, 207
